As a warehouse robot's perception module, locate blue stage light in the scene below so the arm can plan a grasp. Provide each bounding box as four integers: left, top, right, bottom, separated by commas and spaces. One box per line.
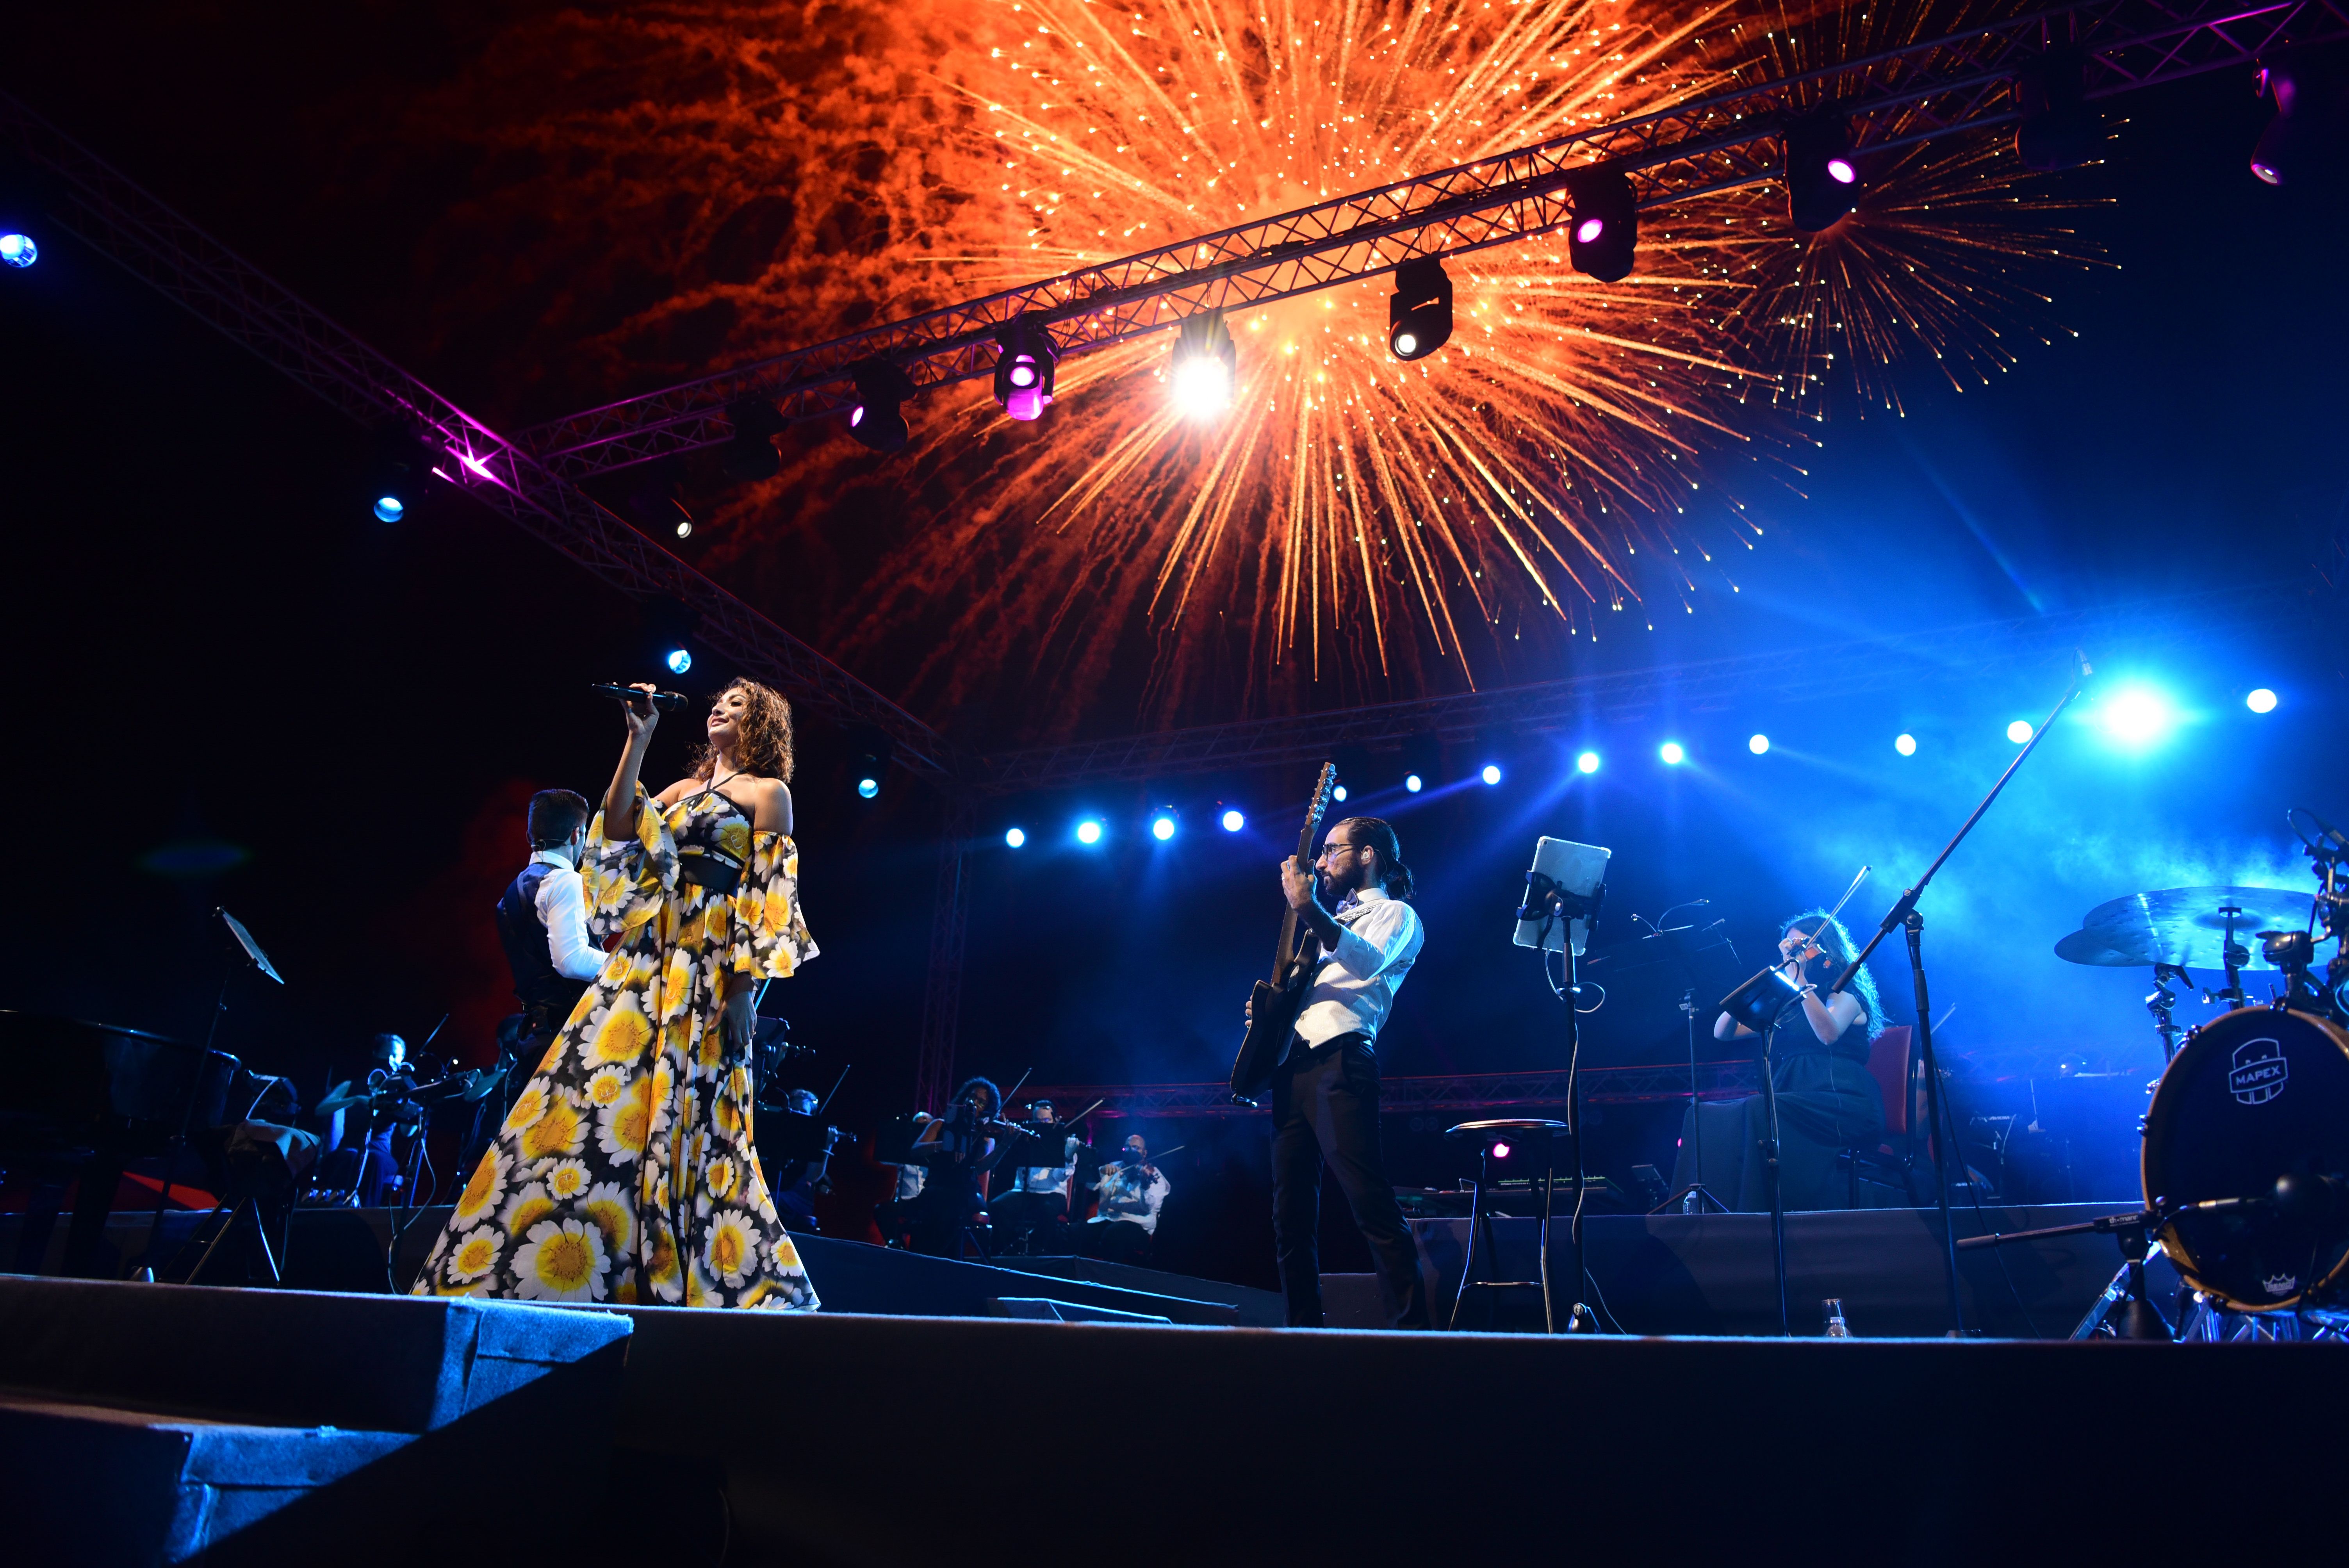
2247, 688, 2278, 714
1005, 827, 1027, 848
1404, 773, 1424, 794
1151, 815, 1177, 841
1076, 819, 1103, 845
2097, 686, 2176, 748
857, 777, 879, 799
1221, 809, 1245, 832
1332, 784, 1348, 802
372, 494, 405, 523
1576, 751, 1600, 775
1659, 741, 1685, 766
2007, 719, 2034, 744
665, 648, 693, 675
1481, 764, 1502, 785
0, 233, 34, 269
1748, 734, 1769, 755
1895, 733, 1917, 757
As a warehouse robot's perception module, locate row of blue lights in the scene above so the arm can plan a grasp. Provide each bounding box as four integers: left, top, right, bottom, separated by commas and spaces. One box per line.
996, 685, 2286, 844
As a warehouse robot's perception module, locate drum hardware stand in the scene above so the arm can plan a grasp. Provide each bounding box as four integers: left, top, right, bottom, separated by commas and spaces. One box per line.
1957, 1208, 2171, 1338
2199, 905, 2253, 1009
1831, 655, 2094, 1337
2146, 965, 2191, 1062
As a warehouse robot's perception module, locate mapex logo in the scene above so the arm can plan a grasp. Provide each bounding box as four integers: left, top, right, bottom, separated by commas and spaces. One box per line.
2228, 1037, 2288, 1106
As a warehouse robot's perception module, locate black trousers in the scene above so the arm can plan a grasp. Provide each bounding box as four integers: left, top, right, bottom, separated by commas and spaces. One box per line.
1271, 1034, 1429, 1329
990, 1190, 1068, 1251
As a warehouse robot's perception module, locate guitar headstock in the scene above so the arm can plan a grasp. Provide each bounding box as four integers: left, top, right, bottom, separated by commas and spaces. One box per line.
1310, 762, 1337, 826
1293, 762, 1338, 857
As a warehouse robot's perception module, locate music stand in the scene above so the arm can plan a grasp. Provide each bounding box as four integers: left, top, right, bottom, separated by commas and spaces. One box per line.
1511, 836, 1611, 1333
1609, 918, 1739, 1216
141, 909, 282, 1277
1713, 962, 1805, 1334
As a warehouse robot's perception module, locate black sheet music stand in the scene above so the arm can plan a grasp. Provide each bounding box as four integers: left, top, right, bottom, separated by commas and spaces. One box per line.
141, 909, 283, 1279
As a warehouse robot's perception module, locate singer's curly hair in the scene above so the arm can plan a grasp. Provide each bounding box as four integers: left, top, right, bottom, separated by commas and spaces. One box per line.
1782, 909, 1886, 1040
691, 679, 796, 783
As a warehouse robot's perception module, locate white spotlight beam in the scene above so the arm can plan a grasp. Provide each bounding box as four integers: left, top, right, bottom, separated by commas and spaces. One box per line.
518, 0, 2349, 482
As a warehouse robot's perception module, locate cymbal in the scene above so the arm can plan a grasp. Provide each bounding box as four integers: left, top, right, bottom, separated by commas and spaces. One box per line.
2066, 886, 2316, 971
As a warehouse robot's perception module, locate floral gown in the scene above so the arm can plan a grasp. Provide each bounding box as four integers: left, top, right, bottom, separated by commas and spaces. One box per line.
412, 783, 821, 1310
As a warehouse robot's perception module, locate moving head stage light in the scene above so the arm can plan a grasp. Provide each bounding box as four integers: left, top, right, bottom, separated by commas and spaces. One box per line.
847, 356, 917, 452
1782, 107, 1861, 233
993, 313, 1059, 421
1387, 257, 1453, 361
1565, 167, 1638, 282
2251, 52, 2344, 187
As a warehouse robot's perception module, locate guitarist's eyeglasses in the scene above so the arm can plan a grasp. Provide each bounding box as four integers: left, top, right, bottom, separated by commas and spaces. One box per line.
1316, 840, 1362, 862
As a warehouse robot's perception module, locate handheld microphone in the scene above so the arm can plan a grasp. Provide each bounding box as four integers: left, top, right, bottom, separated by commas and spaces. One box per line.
590, 683, 688, 711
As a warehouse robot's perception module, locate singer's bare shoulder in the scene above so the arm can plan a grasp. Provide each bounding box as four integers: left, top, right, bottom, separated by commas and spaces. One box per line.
740, 776, 793, 836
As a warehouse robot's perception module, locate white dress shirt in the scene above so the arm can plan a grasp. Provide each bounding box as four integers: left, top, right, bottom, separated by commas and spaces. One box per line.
1012, 1133, 1080, 1197
1089, 1163, 1171, 1234
531, 849, 604, 983
1292, 885, 1423, 1051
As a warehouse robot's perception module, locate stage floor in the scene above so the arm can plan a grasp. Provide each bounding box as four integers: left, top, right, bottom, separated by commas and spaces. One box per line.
4, 1270, 2344, 1566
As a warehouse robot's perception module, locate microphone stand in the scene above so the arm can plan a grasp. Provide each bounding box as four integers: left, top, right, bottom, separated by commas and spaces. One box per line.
1827, 657, 2092, 1336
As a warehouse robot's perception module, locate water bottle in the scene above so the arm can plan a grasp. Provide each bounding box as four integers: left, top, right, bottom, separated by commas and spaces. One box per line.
1823, 1298, 1851, 1338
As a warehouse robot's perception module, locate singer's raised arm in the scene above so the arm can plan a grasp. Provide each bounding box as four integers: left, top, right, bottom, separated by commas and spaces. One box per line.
600, 684, 661, 840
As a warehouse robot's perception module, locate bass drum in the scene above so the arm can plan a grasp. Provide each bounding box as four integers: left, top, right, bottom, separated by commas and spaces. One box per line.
2143, 1004, 2349, 1311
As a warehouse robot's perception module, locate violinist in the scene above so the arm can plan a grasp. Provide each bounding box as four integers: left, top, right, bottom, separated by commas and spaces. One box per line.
1674, 909, 1887, 1212
989, 1099, 1078, 1255
1078, 1135, 1169, 1265
904, 1076, 1009, 1258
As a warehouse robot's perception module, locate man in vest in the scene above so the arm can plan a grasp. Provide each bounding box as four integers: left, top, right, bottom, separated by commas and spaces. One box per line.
495, 789, 603, 1057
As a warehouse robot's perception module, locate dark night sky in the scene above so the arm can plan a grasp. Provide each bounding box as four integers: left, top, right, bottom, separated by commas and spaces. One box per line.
4, 8, 2345, 1282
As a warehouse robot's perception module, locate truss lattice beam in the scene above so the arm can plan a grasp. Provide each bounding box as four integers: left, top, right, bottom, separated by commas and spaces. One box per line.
0, 91, 958, 780
519, 0, 2347, 483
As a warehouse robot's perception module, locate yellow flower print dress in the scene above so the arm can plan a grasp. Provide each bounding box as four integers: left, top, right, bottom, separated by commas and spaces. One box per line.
412, 782, 820, 1310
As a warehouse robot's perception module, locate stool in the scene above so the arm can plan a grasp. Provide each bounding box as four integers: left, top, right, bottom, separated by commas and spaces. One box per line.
1444, 1119, 1570, 1333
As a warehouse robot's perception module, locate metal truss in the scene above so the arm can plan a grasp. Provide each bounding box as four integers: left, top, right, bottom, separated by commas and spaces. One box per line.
1016, 1060, 1761, 1121
968, 581, 2315, 793
0, 91, 957, 780
913, 793, 980, 1114
517, 0, 2349, 484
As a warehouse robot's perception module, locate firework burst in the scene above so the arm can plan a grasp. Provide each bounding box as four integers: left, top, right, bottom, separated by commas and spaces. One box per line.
378, 0, 2107, 732
765, 0, 1782, 729
1696, 0, 2114, 419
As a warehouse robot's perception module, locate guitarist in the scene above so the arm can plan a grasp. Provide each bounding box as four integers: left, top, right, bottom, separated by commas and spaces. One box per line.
1261, 817, 1429, 1329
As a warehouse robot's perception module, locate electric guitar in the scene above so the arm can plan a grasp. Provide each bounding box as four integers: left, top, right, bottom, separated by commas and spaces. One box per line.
1229, 762, 1339, 1105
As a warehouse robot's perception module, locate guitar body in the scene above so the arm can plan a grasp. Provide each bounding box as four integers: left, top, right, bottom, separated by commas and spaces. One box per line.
1231, 969, 1310, 1104
1228, 763, 1339, 1107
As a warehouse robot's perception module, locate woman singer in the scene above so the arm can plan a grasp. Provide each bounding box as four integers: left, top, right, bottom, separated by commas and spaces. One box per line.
1670, 910, 1888, 1212
411, 679, 821, 1308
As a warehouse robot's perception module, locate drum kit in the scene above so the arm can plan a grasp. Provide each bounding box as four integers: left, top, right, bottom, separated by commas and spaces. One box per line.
2016, 809, 2349, 1337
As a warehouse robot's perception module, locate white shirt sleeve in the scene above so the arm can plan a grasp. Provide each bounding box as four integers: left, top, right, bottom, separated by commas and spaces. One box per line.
1329, 899, 1419, 982
535, 866, 604, 982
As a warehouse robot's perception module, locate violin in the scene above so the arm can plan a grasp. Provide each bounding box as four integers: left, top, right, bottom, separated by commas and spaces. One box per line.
1779, 865, 1871, 980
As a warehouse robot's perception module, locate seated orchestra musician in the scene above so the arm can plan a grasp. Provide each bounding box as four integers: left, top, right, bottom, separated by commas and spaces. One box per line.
1078, 1134, 1169, 1265
1672, 909, 1889, 1211
312, 1033, 415, 1206
902, 1076, 1007, 1257
989, 1098, 1079, 1254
